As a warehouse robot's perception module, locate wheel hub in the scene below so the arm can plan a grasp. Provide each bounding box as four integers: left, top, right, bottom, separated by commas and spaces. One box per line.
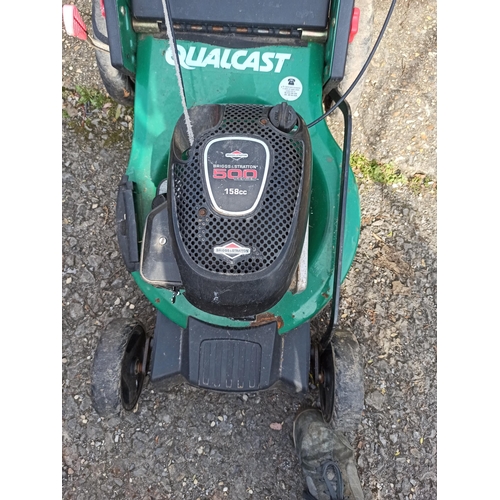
121, 330, 147, 411
318, 342, 335, 423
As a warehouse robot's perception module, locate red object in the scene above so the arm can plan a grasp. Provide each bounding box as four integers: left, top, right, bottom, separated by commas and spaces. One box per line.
100, 0, 106, 18
349, 7, 360, 43
62, 5, 88, 41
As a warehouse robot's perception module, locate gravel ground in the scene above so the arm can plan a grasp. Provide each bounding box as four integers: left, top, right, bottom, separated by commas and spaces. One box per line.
61, 0, 437, 499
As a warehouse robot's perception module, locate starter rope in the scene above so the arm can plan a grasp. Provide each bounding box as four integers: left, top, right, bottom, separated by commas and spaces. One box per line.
160, 0, 194, 146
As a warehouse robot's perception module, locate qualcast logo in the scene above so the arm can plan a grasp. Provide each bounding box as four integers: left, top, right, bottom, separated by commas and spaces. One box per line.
225, 150, 248, 160
214, 241, 251, 259
166, 46, 292, 73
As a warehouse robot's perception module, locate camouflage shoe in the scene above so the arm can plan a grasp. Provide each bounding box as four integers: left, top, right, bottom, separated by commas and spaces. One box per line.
293, 408, 364, 500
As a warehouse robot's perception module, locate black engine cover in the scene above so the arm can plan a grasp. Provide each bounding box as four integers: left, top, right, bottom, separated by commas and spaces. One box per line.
165, 104, 311, 318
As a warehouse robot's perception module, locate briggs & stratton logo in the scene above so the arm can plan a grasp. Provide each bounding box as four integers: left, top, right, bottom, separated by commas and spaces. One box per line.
214, 241, 251, 259
225, 150, 248, 160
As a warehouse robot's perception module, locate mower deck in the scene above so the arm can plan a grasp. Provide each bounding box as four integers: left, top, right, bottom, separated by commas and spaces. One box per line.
123, 36, 360, 334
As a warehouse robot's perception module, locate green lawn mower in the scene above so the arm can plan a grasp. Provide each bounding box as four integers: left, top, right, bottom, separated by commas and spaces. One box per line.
63, 0, 395, 432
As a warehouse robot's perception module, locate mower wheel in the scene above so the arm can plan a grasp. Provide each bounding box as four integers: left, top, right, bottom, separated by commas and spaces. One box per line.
90, 318, 149, 417
91, 0, 134, 106
336, 0, 374, 113
319, 330, 364, 432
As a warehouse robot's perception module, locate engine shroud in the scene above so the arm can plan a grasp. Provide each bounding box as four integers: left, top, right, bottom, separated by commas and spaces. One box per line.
168, 104, 311, 318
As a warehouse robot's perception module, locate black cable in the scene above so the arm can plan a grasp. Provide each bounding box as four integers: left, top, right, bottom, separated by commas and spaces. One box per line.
307, 0, 398, 128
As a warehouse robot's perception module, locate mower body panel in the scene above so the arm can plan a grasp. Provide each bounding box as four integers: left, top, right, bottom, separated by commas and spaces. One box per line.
123, 36, 360, 334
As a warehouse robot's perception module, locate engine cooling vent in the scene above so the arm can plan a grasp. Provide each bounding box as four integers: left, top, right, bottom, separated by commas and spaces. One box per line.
173, 105, 304, 275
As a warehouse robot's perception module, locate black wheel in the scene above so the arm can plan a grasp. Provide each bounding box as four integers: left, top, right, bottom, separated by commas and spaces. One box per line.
91, 0, 134, 106
91, 318, 148, 417
319, 330, 364, 432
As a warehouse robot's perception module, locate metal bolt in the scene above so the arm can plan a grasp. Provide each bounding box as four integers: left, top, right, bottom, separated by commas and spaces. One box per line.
260, 118, 268, 125
198, 208, 207, 217
159, 237, 167, 245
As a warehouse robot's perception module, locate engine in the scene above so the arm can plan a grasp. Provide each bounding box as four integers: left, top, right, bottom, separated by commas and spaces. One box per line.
140, 103, 311, 318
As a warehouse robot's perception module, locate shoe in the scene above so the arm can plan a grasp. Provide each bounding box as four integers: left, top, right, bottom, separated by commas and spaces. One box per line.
293, 408, 364, 500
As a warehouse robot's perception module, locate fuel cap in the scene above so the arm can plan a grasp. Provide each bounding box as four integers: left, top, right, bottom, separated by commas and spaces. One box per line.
269, 102, 298, 133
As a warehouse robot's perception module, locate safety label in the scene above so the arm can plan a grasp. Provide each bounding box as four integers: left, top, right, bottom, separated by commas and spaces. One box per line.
278, 76, 303, 101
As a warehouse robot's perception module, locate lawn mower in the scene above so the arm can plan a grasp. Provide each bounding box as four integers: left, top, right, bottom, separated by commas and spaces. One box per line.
63, 0, 395, 432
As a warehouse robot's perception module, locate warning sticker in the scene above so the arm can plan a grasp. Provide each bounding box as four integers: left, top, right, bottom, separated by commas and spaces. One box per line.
278, 76, 303, 101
